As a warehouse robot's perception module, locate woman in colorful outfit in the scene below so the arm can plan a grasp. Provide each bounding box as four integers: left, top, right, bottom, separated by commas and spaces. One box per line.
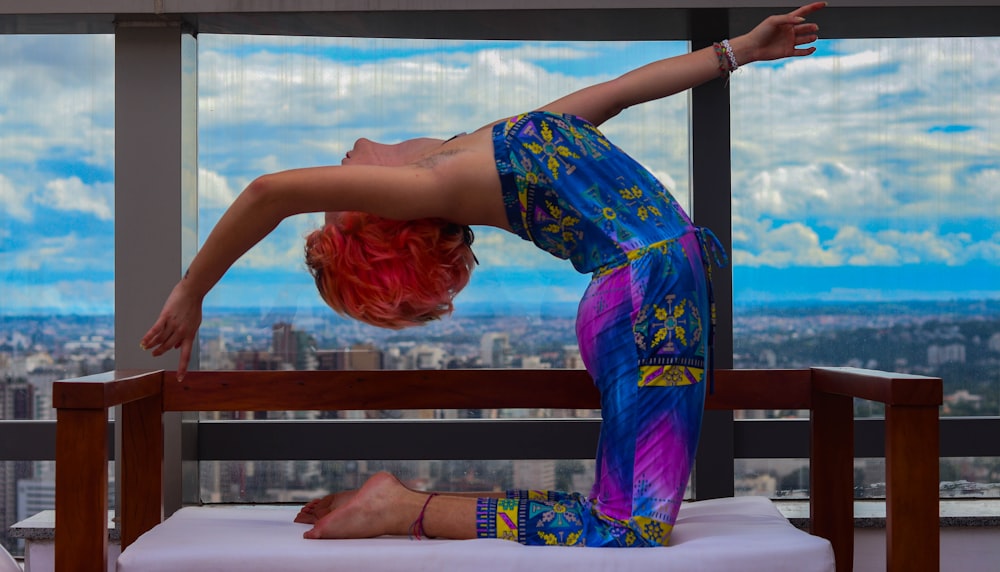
142, 2, 824, 547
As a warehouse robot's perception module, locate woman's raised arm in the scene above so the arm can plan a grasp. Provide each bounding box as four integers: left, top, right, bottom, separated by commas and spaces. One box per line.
539, 2, 824, 126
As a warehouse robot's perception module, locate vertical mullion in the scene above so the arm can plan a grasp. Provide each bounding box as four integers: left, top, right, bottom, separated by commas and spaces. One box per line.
114, 19, 198, 517
690, 8, 736, 500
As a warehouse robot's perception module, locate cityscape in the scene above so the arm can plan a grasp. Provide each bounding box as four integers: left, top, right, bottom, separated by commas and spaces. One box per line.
2, 299, 1000, 553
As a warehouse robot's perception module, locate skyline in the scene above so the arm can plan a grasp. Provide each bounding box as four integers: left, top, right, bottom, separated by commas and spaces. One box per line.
1, 35, 998, 315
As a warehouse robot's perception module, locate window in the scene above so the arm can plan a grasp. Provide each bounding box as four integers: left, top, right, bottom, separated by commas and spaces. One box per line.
732, 37, 1000, 498
195, 35, 690, 501
0, 34, 114, 555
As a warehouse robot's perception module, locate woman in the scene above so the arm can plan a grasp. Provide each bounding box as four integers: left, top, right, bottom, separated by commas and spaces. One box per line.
142, 2, 824, 547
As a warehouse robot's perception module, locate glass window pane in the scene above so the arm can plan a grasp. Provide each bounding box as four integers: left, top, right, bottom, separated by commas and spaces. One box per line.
941, 457, 1000, 497
200, 459, 596, 503
197, 36, 688, 332
739, 457, 1000, 499
0, 34, 114, 556
732, 37, 1000, 497
196, 36, 690, 502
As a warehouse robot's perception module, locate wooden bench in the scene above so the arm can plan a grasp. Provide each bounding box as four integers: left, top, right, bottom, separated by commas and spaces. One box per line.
52, 367, 942, 572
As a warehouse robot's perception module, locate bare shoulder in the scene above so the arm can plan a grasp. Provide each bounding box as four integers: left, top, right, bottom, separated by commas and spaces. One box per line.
411, 129, 509, 229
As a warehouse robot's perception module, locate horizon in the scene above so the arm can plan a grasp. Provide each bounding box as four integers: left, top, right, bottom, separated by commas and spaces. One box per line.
4, 295, 999, 319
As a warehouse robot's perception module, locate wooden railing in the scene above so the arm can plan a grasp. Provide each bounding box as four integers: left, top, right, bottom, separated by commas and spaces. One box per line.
52, 367, 942, 572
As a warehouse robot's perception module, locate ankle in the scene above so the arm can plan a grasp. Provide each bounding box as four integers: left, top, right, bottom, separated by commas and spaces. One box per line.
409, 493, 439, 540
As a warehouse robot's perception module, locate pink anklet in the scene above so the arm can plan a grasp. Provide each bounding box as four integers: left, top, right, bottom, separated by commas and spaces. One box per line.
409, 493, 439, 540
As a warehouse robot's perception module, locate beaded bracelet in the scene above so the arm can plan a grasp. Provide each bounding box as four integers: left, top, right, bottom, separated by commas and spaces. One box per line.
712, 40, 740, 81
712, 42, 730, 78
721, 39, 739, 71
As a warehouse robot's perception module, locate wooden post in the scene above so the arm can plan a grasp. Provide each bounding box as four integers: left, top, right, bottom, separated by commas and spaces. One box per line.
120, 392, 164, 549
810, 390, 854, 572
886, 405, 940, 572
56, 408, 108, 572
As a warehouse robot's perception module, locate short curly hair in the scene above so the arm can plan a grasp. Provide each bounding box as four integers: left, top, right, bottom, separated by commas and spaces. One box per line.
305, 212, 477, 329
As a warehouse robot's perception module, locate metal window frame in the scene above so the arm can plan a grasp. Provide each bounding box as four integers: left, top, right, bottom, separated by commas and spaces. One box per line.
5, 417, 999, 461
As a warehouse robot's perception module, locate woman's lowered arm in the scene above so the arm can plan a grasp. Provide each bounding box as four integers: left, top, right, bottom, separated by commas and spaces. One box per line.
139, 161, 475, 379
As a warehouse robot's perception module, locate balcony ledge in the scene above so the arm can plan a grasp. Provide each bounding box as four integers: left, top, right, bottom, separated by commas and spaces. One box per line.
775, 499, 1000, 529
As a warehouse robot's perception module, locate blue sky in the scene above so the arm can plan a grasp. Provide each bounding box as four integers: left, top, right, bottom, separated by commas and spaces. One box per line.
1, 35, 998, 315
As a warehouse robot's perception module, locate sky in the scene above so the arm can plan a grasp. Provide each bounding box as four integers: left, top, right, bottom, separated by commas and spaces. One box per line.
1, 34, 998, 316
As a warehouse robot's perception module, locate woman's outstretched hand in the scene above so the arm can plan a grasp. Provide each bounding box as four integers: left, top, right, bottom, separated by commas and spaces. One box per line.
140, 280, 203, 381
737, 2, 826, 65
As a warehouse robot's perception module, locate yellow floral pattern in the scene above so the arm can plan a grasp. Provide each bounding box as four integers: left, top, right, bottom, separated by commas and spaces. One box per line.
639, 364, 704, 387
632, 516, 673, 546
522, 119, 580, 180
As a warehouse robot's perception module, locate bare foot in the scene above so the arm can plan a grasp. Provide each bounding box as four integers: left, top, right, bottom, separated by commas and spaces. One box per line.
304, 472, 422, 539
294, 490, 357, 524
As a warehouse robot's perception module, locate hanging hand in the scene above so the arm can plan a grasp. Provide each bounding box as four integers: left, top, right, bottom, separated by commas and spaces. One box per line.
140, 279, 203, 381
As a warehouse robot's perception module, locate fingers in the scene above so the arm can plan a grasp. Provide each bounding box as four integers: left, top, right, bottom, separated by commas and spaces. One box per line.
140, 320, 164, 351
140, 318, 195, 382
790, 1, 827, 19
795, 22, 820, 34
150, 330, 181, 356
142, 337, 171, 356
795, 33, 820, 46
177, 339, 193, 381
794, 21, 820, 49
144, 315, 187, 354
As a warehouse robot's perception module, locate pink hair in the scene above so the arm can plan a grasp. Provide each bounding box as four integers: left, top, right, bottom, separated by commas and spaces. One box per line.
305, 212, 477, 329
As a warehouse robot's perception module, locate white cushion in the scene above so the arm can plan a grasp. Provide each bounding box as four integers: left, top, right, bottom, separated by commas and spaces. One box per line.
0, 545, 18, 572
118, 496, 834, 572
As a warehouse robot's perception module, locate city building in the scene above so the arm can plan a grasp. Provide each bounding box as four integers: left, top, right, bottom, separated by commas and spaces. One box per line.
0, 378, 33, 554
480, 333, 510, 368
316, 343, 383, 370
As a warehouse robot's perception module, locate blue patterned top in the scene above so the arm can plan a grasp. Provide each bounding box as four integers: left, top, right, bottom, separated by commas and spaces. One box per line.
492, 111, 696, 274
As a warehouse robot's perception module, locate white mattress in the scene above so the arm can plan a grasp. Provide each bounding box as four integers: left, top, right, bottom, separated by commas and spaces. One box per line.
117, 496, 835, 572
0, 545, 18, 572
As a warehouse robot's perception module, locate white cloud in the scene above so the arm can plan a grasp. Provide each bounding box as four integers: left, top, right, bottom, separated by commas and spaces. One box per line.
732, 38, 1000, 244
470, 228, 556, 269
966, 168, 1000, 210
0, 174, 32, 221
735, 219, 842, 267
38, 177, 113, 221
0, 36, 114, 168
0, 279, 113, 314
827, 226, 902, 265
199, 167, 239, 209
227, 212, 323, 271
967, 232, 1000, 264
735, 220, 999, 269
872, 229, 973, 266
9, 232, 110, 273
738, 162, 897, 221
